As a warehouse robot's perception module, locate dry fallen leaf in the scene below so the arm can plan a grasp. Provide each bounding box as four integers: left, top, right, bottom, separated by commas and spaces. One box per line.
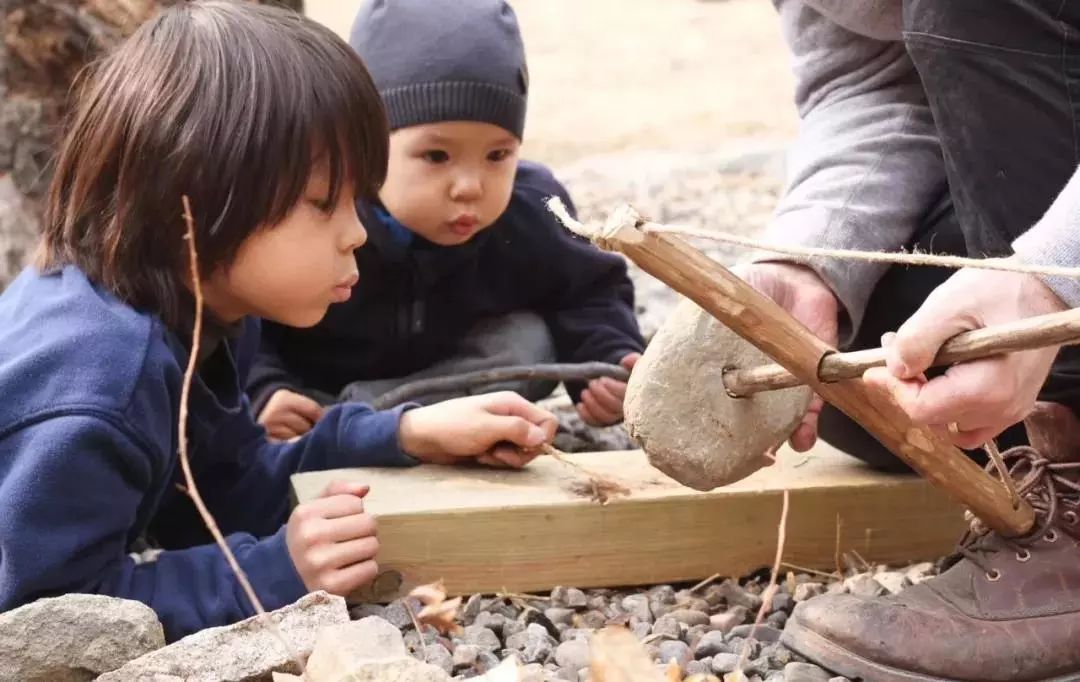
409, 579, 447, 606
590, 626, 666, 682
408, 580, 463, 636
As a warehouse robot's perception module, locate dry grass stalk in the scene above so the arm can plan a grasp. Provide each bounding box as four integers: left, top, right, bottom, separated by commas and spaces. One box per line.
179, 196, 304, 675
736, 487, 790, 674
541, 443, 631, 504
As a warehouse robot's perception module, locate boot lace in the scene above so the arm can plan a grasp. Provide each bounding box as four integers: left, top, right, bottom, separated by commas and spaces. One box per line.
956, 446, 1080, 578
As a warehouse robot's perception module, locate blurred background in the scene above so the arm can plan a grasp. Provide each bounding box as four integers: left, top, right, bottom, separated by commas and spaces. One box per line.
309, 0, 796, 167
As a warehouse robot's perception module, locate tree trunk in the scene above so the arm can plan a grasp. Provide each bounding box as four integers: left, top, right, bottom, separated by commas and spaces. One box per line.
0, 0, 304, 291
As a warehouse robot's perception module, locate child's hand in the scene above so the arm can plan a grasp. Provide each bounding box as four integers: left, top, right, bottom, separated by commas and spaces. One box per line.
259, 389, 324, 441
577, 353, 640, 427
398, 392, 558, 468
286, 481, 378, 596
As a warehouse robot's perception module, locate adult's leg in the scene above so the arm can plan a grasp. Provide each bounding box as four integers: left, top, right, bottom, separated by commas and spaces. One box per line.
785, 4, 1080, 680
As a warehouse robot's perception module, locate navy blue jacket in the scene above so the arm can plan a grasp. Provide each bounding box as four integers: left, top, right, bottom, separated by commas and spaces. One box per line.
0, 267, 417, 641
247, 161, 644, 411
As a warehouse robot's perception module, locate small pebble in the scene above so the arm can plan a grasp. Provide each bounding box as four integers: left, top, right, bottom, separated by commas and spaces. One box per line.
669, 608, 711, 627
649, 584, 677, 604
712, 653, 741, 674
452, 643, 481, 669
770, 592, 794, 613
503, 617, 526, 640
477, 650, 501, 672
474, 611, 507, 636
710, 607, 747, 634
766, 611, 788, 630
577, 610, 607, 629
874, 571, 909, 595
761, 643, 794, 667
463, 594, 485, 620
566, 588, 588, 609
727, 637, 760, 660
621, 594, 653, 623
658, 640, 693, 668
727, 625, 783, 643
685, 659, 709, 676
783, 662, 832, 682
844, 573, 885, 598
550, 586, 570, 607
686, 624, 709, 649
561, 627, 590, 643
383, 600, 414, 629
554, 639, 591, 671
694, 630, 729, 658
525, 608, 561, 638
632, 621, 652, 639
425, 644, 454, 674
463, 625, 501, 653
793, 583, 825, 602
718, 580, 763, 611
829, 677, 852, 682
651, 615, 681, 640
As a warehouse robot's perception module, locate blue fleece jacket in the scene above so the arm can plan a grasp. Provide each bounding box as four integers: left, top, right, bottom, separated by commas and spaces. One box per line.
0, 266, 418, 640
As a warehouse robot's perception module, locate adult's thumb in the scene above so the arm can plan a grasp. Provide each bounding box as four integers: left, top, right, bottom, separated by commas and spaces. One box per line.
889, 297, 974, 379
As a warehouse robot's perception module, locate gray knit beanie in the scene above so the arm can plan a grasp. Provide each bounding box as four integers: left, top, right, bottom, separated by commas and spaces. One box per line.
349, 0, 528, 139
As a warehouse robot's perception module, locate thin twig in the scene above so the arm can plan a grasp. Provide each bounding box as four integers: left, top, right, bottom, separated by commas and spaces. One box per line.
779, 562, 837, 581
834, 514, 843, 577
370, 362, 629, 409
406, 606, 430, 663
179, 197, 304, 675
737, 488, 789, 675
688, 573, 721, 593
540, 443, 630, 505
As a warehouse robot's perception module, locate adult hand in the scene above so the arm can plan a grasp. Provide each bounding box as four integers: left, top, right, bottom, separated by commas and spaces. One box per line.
737, 262, 840, 451
863, 268, 1067, 448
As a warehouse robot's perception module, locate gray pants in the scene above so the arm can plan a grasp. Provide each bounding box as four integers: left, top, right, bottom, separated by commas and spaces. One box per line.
336, 312, 558, 406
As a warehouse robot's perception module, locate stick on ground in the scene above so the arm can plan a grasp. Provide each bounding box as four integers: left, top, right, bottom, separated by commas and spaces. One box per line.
370, 362, 629, 409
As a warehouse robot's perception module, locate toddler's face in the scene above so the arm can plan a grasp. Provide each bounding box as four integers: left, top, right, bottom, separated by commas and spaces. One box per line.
379, 121, 521, 246
201, 163, 367, 327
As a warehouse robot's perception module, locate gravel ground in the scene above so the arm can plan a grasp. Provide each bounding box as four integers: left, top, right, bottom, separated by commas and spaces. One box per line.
548, 147, 786, 452
352, 560, 940, 681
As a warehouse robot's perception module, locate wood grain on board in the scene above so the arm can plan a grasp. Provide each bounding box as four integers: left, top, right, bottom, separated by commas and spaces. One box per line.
292, 444, 966, 602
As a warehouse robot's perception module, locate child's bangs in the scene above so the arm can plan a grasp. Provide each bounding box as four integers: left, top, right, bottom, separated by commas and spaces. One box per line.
251, 12, 389, 225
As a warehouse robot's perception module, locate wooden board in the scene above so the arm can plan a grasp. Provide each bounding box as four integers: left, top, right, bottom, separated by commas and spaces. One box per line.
291, 444, 966, 602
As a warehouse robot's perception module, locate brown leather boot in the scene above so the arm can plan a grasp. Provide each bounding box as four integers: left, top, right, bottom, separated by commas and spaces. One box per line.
782, 403, 1080, 682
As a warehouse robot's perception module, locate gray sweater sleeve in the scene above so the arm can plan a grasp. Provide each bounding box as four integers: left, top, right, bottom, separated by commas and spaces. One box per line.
755, 0, 946, 345
1012, 166, 1080, 309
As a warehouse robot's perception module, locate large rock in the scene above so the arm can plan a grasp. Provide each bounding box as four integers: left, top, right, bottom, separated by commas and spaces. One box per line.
0, 593, 164, 681
625, 299, 812, 490
274, 616, 452, 682
305, 617, 407, 679
99, 591, 348, 681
